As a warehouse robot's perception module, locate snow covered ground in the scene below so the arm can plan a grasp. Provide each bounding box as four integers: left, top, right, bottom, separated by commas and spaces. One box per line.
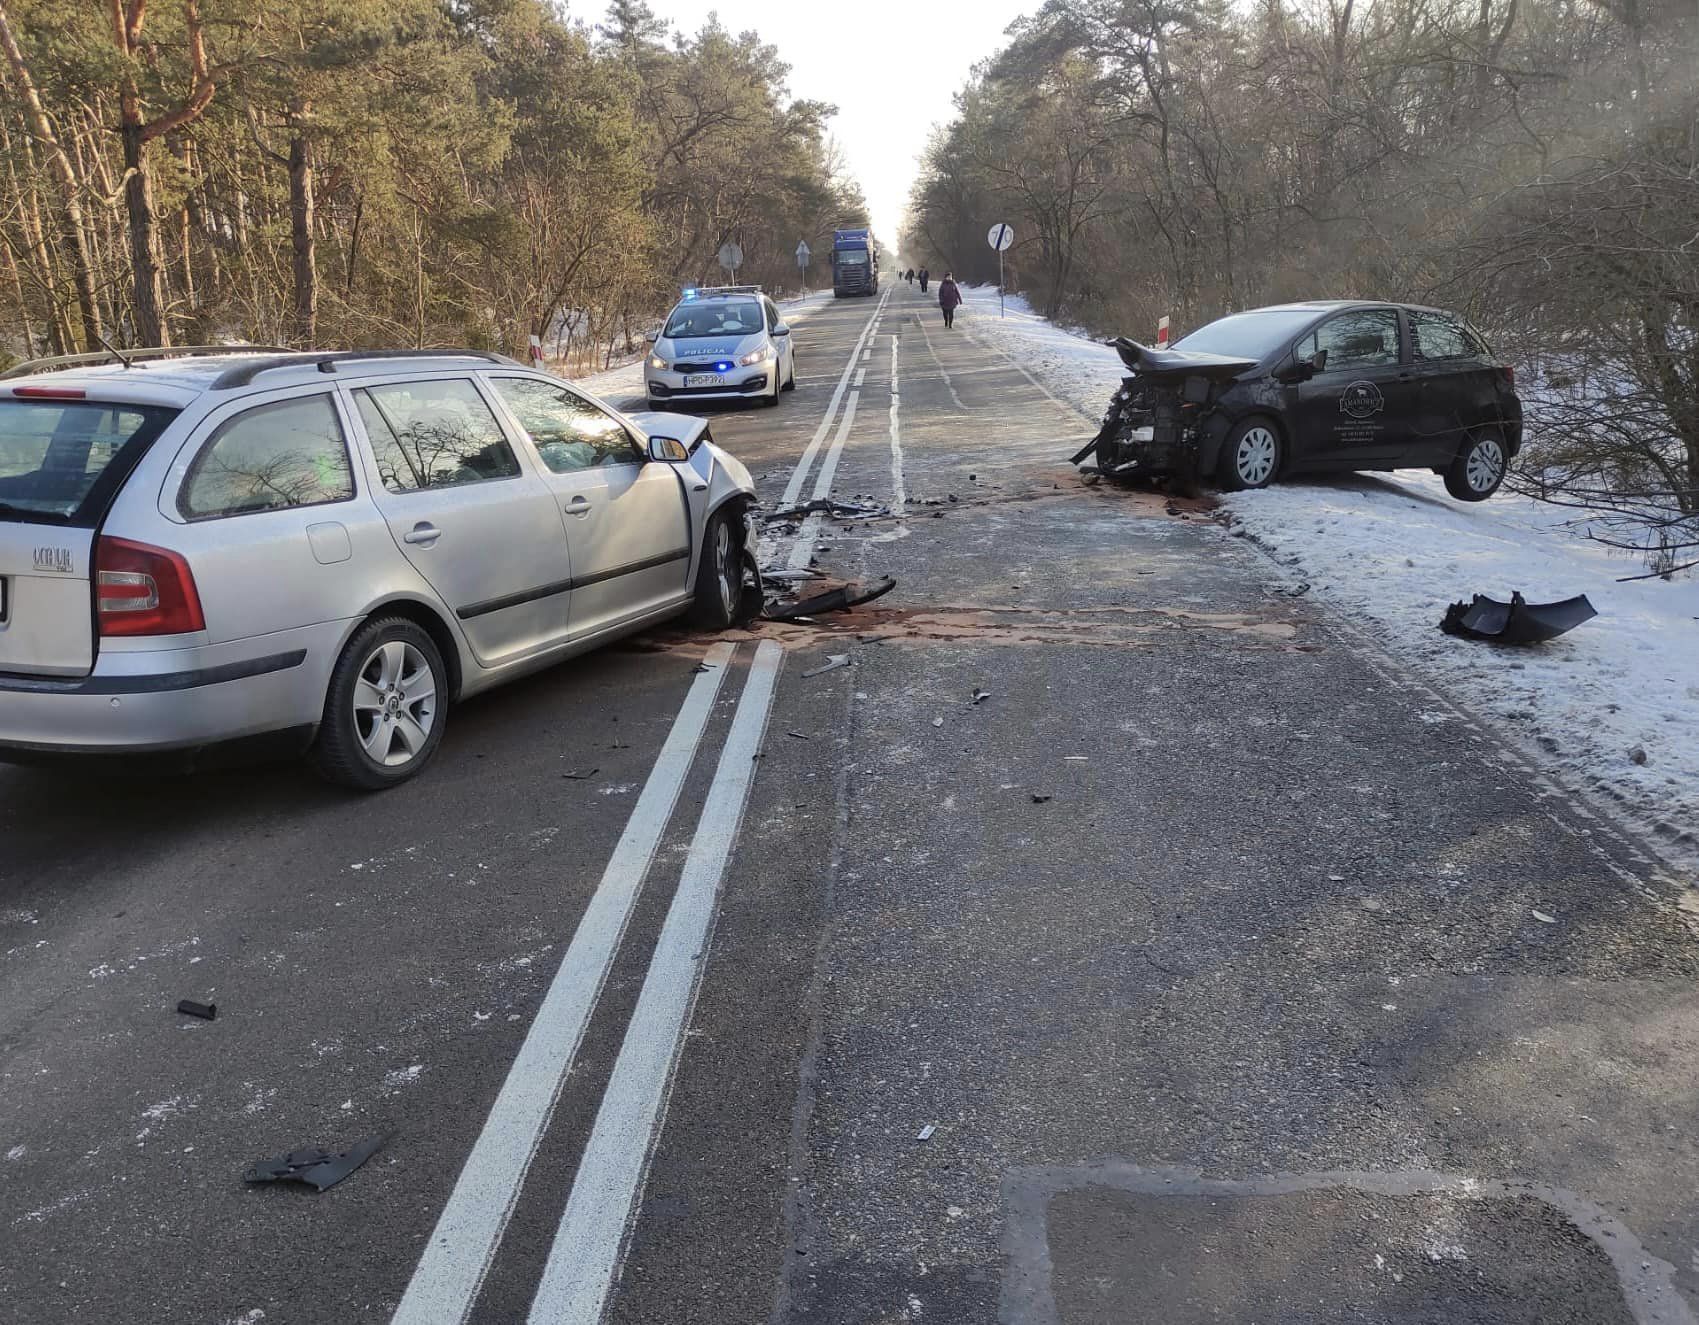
570, 289, 835, 404
957, 284, 1699, 860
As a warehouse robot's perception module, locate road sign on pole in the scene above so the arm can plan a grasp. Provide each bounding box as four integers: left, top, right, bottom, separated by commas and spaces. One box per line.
718, 241, 743, 284
987, 222, 1014, 318
795, 240, 811, 292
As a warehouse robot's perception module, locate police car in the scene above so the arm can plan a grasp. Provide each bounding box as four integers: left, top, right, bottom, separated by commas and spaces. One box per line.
645, 286, 797, 410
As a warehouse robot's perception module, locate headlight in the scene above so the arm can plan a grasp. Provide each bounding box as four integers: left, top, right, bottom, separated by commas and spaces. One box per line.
739, 346, 775, 366
648, 356, 667, 370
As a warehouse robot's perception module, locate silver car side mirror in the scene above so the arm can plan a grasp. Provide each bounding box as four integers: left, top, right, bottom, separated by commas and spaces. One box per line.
648, 435, 689, 463
644, 327, 662, 343
772, 324, 791, 337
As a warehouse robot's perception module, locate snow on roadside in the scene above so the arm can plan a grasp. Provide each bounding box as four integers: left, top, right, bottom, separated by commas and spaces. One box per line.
571, 288, 835, 405
958, 284, 1699, 859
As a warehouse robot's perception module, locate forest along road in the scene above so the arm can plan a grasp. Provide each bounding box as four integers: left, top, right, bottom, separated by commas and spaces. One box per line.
3, 282, 1699, 1325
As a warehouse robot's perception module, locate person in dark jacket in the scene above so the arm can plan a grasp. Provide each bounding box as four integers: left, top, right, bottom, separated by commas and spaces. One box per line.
938, 273, 962, 328
918, 268, 930, 294
905, 268, 915, 284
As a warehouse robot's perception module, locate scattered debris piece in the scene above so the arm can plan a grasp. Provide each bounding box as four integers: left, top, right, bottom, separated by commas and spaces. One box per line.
1629, 745, 1648, 766
1031, 793, 1052, 804
1440, 591, 1597, 643
932, 716, 945, 728
561, 768, 600, 781
970, 689, 992, 705
763, 498, 890, 523
916, 1123, 936, 1141
801, 655, 850, 679
1532, 910, 1558, 924
765, 576, 897, 622
786, 730, 811, 740
244, 1134, 389, 1193
691, 663, 712, 674
176, 999, 217, 1021
758, 567, 828, 584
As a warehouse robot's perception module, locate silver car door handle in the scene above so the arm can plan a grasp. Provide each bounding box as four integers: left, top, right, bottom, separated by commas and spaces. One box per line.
403, 523, 441, 546
564, 496, 592, 517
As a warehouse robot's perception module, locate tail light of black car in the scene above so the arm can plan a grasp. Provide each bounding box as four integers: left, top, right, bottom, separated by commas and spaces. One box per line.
95, 536, 206, 636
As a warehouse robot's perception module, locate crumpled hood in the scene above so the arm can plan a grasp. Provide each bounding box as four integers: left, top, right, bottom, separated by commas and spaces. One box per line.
1111, 337, 1258, 382
655, 332, 763, 362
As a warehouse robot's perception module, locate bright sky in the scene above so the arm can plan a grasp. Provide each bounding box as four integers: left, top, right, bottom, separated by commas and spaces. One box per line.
614, 0, 1036, 256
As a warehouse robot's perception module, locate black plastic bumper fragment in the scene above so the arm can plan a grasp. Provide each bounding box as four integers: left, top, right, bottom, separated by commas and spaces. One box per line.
245, 1134, 389, 1192
1440, 591, 1597, 643
764, 576, 896, 622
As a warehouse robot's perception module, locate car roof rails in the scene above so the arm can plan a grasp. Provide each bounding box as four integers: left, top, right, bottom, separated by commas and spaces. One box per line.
210, 349, 523, 390
0, 344, 294, 381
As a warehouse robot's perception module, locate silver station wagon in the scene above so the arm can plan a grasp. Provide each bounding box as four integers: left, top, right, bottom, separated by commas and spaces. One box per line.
0, 348, 757, 788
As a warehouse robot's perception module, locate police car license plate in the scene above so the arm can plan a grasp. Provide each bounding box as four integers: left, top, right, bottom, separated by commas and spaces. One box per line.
685, 373, 725, 388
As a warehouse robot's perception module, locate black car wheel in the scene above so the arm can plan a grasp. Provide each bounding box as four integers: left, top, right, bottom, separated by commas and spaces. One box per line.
689, 509, 744, 628
1218, 416, 1283, 491
1445, 428, 1507, 502
783, 355, 797, 391
312, 617, 448, 790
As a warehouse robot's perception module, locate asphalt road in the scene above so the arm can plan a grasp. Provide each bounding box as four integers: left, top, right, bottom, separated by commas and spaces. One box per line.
4, 282, 1699, 1325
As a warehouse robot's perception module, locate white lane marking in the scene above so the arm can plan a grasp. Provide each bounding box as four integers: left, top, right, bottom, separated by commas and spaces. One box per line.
389, 644, 736, 1325
889, 334, 905, 516
854, 366, 866, 388
526, 641, 786, 1324
916, 316, 966, 411
787, 390, 861, 571
780, 291, 890, 508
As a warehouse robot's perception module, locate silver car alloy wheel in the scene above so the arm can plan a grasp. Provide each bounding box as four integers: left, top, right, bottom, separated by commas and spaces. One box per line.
1466, 435, 1505, 492
1236, 426, 1278, 486
352, 640, 437, 768
713, 518, 738, 617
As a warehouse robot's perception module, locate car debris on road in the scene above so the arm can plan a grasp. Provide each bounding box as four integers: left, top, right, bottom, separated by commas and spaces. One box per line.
175, 999, 217, 1021
764, 577, 897, 623
1440, 591, 1597, 643
244, 1134, 389, 1193
801, 655, 851, 679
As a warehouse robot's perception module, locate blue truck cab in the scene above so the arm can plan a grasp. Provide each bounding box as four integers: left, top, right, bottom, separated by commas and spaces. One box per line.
832, 229, 879, 298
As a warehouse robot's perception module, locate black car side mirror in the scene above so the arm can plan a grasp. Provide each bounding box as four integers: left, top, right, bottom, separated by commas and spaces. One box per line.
1276, 360, 1317, 385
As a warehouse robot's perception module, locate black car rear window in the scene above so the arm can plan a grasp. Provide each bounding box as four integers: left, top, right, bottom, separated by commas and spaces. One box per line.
1174, 310, 1326, 361
0, 399, 178, 526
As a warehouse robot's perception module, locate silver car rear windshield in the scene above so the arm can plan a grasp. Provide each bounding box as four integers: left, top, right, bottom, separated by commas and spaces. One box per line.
1174, 310, 1322, 361
0, 399, 178, 526
663, 301, 765, 339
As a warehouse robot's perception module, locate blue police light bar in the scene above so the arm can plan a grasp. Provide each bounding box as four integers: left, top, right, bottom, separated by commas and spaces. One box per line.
682, 288, 698, 299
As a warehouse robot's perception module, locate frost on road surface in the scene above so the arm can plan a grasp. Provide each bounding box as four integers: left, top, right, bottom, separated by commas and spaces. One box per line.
956, 283, 1699, 859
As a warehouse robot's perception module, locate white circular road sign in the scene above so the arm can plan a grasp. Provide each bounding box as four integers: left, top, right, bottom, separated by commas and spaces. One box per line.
718, 242, 744, 272
987, 223, 1014, 252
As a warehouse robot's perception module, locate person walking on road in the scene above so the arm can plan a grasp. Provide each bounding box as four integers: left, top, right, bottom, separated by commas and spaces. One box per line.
906, 268, 915, 285
938, 272, 962, 329
918, 268, 930, 294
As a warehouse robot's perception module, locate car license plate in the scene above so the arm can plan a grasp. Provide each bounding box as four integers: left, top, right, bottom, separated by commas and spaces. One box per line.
685, 373, 726, 388
1131, 425, 1155, 442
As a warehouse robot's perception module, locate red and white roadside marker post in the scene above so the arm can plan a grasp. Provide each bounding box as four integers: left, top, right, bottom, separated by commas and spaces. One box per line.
528, 334, 544, 367
1156, 315, 1171, 348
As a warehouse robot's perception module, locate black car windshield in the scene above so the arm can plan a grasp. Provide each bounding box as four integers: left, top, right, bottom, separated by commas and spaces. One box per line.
0, 399, 178, 525
1173, 309, 1323, 361
835, 250, 869, 266
663, 300, 764, 339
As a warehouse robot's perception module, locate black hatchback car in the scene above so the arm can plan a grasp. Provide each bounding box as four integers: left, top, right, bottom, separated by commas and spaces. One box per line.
1088, 301, 1523, 501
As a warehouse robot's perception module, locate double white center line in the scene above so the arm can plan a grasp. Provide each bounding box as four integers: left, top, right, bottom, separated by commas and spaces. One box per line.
393, 291, 889, 1325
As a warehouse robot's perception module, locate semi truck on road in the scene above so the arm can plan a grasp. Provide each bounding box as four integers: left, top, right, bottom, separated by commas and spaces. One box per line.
832, 229, 879, 297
